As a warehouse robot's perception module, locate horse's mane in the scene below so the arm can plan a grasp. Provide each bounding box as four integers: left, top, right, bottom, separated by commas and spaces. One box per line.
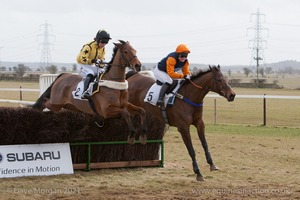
190, 68, 208, 79
182, 65, 220, 86
106, 40, 128, 73
105, 45, 119, 72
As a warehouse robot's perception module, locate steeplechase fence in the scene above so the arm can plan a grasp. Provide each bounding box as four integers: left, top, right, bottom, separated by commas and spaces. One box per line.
0, 107, 166, 170
70, 140, 164, 170
1, 74, 166, 170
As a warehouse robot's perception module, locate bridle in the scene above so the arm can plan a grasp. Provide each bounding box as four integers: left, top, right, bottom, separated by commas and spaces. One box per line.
210, 69, 226, 96
120, 47, 137, 68
186, 68, 224, 94
174, 67, 227, 108
110, 43, 138, 69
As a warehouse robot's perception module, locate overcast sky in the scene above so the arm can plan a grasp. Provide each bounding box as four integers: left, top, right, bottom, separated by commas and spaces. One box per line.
1, 0, 300, 66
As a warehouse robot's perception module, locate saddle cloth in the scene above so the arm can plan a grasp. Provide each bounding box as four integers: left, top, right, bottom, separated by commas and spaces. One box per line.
144, 80, 183, 106
72, 80, 86, 100
72, 79, 128, 100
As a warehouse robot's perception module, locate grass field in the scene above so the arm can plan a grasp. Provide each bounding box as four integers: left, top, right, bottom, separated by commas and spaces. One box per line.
203, 87, 300, 128
0, 125, 299, 199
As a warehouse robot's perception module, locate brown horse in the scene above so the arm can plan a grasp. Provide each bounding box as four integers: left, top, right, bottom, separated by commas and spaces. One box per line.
126, 65, 236, 181
32, 40, 147, 144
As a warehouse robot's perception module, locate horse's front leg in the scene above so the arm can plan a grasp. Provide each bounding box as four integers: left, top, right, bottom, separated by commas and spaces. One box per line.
178, 126, 205, 181
195, 119, 219, 171
125, 102, 147, 145
107, 107, 137, 144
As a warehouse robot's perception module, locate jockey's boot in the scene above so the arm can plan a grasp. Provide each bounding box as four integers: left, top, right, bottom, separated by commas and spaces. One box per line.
157, 83, 171, 107
81, 74, 94, 99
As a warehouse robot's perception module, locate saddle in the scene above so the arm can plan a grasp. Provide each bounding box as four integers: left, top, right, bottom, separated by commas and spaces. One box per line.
72, 73, 128, 100
144, 80, 183, 106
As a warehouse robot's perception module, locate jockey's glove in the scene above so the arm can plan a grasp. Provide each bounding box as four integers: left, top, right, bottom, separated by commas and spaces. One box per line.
95, 59, 105, 68
184, 74, 191, 80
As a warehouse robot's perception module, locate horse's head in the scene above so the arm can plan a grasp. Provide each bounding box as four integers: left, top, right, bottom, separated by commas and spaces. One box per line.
113, 40, 141, 71
209, 65, 236, 102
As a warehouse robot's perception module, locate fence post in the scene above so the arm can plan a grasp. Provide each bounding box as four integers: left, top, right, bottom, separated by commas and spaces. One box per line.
214, 99, 217, 124
263, 94, 266, 126
19, 86, 22, 101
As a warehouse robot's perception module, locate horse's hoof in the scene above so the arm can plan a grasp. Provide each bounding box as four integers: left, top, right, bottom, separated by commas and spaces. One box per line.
127, 136, 135, 145
196, 175, 205, 181
139, 135, 147, 145
210, 164, 219, 171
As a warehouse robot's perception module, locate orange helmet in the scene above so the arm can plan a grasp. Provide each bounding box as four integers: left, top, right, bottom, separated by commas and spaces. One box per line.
176, 44, 191, 53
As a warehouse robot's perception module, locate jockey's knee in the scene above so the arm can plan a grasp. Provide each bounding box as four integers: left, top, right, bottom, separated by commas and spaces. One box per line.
165, 76, 173, 84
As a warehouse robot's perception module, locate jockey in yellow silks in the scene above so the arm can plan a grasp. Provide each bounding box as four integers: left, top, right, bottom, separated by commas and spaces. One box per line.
76, 29, 111, 99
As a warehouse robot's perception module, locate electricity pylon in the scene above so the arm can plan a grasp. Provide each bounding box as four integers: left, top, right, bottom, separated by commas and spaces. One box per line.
37, 21, 55, 71
247, 9, 269, 81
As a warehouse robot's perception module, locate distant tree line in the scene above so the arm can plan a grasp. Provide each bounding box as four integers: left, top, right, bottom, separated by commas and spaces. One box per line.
1, 60, 300, 79
0, 63, 78, 77
241, 66, 300, 77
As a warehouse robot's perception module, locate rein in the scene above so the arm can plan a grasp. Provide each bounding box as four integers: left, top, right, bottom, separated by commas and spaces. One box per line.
188, 79, 203, 89
173, 79, 204, 108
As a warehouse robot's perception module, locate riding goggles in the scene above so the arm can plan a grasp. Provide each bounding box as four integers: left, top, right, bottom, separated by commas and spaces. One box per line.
179, 53, 188, 58
99, 39, 109, 44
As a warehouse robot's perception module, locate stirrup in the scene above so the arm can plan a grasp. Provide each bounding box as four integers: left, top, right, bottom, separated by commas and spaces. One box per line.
157, 99, 164, 106
81, 91, 91, 99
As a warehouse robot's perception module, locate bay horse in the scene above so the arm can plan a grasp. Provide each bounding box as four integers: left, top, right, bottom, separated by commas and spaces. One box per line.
32, 40, 147, 144
126, 65, 236, 181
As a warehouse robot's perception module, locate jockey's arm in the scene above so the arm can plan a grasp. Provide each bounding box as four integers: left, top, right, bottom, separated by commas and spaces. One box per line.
182, 61, 191, 75
77, 45, 93, 65
166, 57, 185, 79
96, 49, 106, 68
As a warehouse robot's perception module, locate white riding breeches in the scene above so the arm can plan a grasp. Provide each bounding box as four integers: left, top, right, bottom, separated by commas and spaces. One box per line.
154, 66, 173, 84
77, 64, 105, 77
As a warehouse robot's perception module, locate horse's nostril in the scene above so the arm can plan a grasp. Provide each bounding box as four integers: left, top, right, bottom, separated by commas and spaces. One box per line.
229, 94, 235, 101
135, 64, 141, 72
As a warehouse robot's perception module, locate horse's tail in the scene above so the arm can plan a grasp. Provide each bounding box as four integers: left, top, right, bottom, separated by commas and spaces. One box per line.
125, 70, 138, 79
31, 73, 66, 110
